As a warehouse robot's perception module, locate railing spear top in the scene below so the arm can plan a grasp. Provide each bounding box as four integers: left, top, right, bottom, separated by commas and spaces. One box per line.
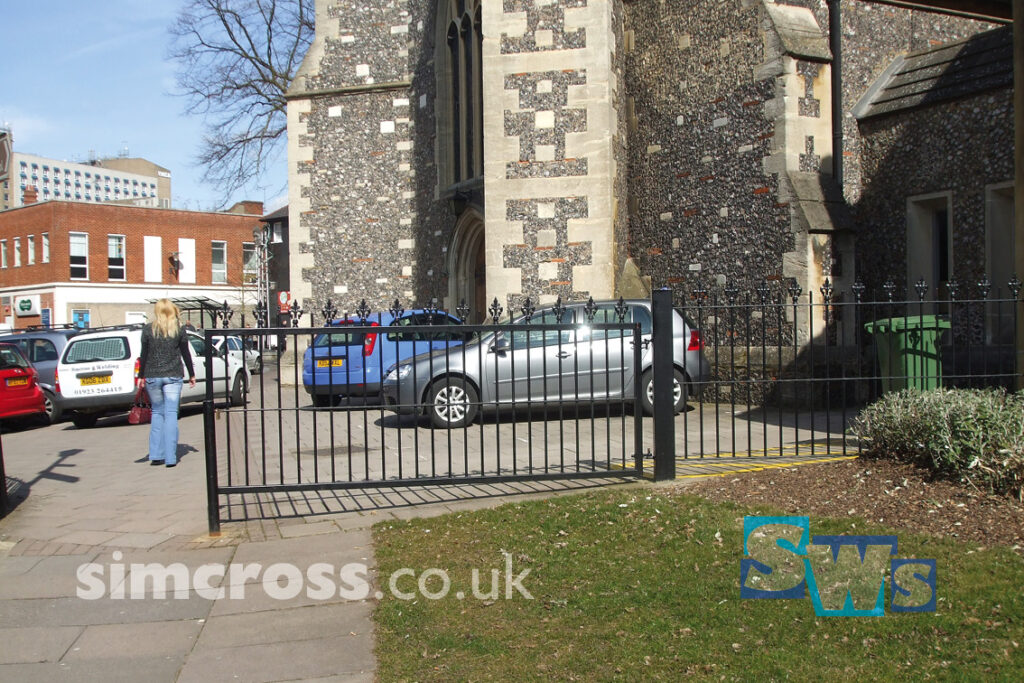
820, 278, 833, 302
614, 296, 628, 322
851, 279, 866, 302
914, 278, 928, 301
288, 299, 304, 327
583, 296, 598, 322
321, 299, 338, 323
456, 298, 470, 322
489, 297, 503, 324
520, 297, 536, 321
1008, 275, 1021, 299
977, 277, 991, 300
882, 280, 896, 302
354, 299, 371, 323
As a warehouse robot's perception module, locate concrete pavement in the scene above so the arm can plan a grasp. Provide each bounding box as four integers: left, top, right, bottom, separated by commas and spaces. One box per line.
0, 398, 639, 681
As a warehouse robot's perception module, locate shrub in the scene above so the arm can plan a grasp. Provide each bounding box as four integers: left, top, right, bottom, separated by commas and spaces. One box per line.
853, 388, 1024, 499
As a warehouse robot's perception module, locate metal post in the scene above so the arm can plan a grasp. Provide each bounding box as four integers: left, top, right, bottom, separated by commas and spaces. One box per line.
652, 288, 676, 480
0, 431, 8, 517
203, 331, 221, 535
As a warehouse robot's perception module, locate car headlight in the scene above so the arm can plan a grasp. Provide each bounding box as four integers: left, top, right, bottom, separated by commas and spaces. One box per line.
384, 364, 413, 383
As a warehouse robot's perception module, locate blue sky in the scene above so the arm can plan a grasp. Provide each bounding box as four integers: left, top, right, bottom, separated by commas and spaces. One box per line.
0, 1, 287, 213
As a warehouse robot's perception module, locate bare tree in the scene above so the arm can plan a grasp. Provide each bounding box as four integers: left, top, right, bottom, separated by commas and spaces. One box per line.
169, 0, 314, 205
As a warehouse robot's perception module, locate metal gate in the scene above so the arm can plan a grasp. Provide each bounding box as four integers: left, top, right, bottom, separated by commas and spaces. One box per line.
202, 296, 667, 533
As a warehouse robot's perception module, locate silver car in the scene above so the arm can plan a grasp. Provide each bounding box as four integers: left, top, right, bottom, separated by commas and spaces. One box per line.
381, 299, 710, 428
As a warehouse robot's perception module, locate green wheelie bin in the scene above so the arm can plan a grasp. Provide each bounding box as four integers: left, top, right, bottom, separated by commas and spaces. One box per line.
864, 315, 951, 392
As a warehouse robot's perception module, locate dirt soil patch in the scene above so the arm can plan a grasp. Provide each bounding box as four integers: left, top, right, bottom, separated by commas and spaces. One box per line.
685, 457, 1024, 555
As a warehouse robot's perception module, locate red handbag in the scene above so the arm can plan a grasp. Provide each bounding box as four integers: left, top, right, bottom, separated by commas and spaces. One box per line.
128, 386, 152, 425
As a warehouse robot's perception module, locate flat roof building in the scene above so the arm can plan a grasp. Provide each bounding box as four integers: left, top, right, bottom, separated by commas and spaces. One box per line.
0, 128, 171, 212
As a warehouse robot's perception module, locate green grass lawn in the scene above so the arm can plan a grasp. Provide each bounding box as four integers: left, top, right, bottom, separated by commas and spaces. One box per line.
372, 488, 1023, 680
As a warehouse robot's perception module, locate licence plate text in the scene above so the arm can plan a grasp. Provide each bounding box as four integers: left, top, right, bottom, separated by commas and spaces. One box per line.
80, 375, 112, 386
316, 359, 345, 368
6, 377, 28, 387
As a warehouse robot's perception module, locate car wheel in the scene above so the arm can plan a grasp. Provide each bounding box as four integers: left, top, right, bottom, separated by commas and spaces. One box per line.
229, 373, 247, 406
311, 394, 333, 408
427, 377, 478, 429
252, 356, 263, 375
639, 368, 687, 417
71, 411, 100, 429
42, 390, 62, 425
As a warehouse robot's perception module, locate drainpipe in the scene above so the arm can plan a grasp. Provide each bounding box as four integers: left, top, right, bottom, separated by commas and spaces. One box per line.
829, 0, 843, 188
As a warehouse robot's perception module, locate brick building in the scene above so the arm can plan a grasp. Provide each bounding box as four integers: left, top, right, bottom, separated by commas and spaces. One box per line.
285, 0, 1015, 343
0, 200, 263, 330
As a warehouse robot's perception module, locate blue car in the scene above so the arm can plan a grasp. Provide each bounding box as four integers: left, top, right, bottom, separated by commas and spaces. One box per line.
302, 309, 468, 405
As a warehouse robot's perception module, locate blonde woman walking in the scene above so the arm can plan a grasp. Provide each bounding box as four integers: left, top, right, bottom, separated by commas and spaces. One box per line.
137, 299, 196, 467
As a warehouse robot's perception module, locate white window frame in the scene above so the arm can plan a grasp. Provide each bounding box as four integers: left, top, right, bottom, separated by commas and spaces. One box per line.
27, 234, 35, 265
41, 232, 49, 263
1, 239, 7, 269
13, 237, 20, 267
70, 231, 89, 280
906, 191, 953, 304
211, 240, 227, 284
107, 234, 126, 281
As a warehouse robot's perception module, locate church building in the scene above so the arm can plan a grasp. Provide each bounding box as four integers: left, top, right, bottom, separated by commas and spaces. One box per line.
285, 0, 1010, 331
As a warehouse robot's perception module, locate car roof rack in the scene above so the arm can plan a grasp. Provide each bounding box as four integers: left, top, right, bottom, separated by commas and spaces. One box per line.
70, 323, 147, 335
21, 323, 79, 331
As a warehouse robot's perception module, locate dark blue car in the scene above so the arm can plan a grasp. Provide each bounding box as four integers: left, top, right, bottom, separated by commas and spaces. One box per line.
302, 309, 467, 405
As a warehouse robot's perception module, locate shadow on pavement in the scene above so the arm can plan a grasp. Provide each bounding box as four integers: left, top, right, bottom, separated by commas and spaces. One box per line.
1, 447, 84, 516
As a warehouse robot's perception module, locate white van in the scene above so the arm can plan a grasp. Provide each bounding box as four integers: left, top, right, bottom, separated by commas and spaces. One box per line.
57, 324, 249, 429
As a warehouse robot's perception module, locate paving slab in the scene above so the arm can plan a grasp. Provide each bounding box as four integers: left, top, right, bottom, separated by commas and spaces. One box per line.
0, 656, 186, 682
0, 553, 102, 599
0, 626, 83, 664
194, 602, 373, 650
177, 634, 374, 683
0, 593, 216, 628
62, 620, 203, 660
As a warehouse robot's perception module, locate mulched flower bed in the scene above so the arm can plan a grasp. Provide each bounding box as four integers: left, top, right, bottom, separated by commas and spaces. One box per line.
684, 457, 1024, 555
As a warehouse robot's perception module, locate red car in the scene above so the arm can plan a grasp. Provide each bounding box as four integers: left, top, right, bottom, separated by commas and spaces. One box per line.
0, 343, 46, 420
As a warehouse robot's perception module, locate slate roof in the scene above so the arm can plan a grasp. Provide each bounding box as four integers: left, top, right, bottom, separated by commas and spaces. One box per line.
854, 25, 1012, 120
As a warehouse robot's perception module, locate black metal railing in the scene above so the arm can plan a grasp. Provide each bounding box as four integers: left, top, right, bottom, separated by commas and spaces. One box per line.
203, 296, 660, 532
202, 280, 1022, 532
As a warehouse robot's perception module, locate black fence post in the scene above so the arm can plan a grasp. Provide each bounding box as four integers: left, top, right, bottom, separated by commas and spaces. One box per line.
0, 431, 8, 517
203, 330, 221, 535
652, 288, 676, 481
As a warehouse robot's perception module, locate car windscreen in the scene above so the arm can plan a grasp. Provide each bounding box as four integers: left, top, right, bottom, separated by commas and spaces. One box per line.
0, 345, 30, 370
63, 337, 130, 363
313, 329, 365, 348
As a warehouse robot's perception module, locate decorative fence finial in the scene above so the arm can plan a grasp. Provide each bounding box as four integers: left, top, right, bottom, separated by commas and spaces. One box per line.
489, 297, 503, 324
321, 299, 338, 323
288, 299, 304, 327
520, 297, 535, 321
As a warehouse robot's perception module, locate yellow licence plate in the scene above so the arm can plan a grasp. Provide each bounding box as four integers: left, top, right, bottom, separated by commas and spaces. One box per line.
316, 359, 345, 368
80, 375, 112, 386
6, 377, 28, 387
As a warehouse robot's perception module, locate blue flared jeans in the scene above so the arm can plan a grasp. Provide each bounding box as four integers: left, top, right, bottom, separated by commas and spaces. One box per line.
146, 377, 183, 465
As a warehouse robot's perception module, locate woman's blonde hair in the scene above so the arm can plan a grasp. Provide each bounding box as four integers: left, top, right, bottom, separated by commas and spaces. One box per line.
151, 298, 182, 338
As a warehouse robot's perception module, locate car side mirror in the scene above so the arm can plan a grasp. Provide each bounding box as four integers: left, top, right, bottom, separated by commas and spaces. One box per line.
490, 332, 510, 354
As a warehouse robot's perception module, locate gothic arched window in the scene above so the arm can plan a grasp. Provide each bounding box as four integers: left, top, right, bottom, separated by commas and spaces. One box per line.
438, 0, 483, 189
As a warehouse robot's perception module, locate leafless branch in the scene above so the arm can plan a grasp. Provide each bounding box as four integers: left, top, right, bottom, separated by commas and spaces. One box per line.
168, 0, 314, 207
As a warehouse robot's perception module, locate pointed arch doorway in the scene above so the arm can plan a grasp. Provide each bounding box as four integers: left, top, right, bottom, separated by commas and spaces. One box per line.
448, 211, 486, 323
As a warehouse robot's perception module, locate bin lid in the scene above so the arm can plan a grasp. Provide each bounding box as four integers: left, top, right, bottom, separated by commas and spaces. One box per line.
864, 315, 951, 333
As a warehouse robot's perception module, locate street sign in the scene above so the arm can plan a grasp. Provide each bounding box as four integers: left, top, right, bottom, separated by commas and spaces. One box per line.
14, 295, 40, 317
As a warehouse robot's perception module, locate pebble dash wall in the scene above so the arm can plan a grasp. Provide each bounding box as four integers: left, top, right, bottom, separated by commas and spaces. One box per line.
287, 0, 452, 317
